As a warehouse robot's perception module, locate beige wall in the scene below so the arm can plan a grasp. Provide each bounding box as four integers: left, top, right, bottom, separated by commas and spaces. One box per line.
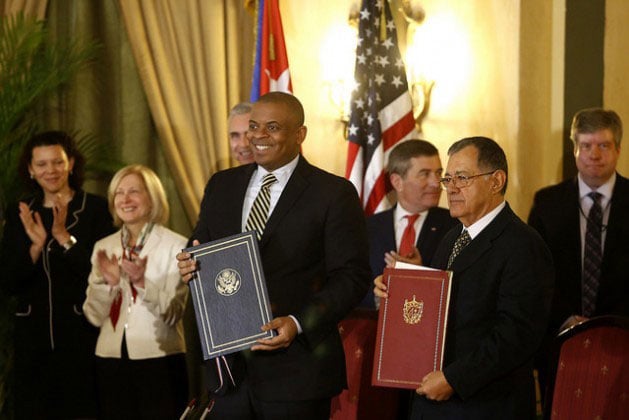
518, 0, 565, 219
605, 0, 629, 174
276, 0, 626, 220
280, 0, 355, 175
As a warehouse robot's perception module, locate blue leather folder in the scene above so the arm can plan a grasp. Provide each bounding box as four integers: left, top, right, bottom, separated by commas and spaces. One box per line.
185, 231, 275, 359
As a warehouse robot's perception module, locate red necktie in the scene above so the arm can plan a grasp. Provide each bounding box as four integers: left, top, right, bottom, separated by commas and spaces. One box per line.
399, 214, 420, 257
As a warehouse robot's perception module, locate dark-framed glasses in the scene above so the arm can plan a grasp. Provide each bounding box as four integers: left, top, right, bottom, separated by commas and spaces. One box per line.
439, 170, 496, 190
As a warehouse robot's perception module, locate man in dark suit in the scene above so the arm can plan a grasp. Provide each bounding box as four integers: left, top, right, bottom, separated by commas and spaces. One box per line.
375, 136, 553, 419
177, 92, 371, 419
366, 140, 458, 293
528, 108, 629, 401
342, 140, 456, 418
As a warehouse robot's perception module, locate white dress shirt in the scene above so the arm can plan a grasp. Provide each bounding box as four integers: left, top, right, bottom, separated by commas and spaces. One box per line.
394, 204, 428, 251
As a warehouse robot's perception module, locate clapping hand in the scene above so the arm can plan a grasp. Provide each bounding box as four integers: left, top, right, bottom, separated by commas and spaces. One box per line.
121, 255, 148, 288
18, 202, 47, 262
97, 250, 121, 287
384, 247, 423, 268
50, 194, 71, 245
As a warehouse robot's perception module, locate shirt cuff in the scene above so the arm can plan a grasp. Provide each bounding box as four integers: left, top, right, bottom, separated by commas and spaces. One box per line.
289, 315, 303, 334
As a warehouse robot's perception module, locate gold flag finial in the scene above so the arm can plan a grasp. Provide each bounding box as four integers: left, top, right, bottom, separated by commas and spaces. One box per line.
380, 3, 387, 41
244, 0, 256, 14
267, 2, 275, 60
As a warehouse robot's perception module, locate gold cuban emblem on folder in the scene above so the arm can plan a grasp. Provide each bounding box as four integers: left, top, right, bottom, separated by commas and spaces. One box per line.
403, 295, 424, 324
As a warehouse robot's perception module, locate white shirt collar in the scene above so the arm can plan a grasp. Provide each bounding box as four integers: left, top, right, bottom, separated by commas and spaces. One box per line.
252, 154, 300, 188
577, 172, 615, 203
394, 203, 428, 223
465, 200, 506, 239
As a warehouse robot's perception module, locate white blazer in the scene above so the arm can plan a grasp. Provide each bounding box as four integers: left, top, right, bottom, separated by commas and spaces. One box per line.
83, 224, 188, 359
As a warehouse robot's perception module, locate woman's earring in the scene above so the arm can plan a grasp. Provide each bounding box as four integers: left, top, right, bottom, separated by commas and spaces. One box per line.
30, 173, 34, 179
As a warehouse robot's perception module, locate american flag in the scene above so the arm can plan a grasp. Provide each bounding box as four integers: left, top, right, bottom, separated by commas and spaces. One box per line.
345, 0, 416, 215
250, 0, 292, 102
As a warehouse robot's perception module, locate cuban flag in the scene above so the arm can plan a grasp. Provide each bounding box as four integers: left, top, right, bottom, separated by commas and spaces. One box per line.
250, 0, 293, 102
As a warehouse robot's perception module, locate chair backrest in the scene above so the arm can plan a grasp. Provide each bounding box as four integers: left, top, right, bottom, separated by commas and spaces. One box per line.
545, 315, 629, 420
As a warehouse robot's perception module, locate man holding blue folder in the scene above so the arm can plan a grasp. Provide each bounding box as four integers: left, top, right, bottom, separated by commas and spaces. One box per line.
177, 92, 371, 419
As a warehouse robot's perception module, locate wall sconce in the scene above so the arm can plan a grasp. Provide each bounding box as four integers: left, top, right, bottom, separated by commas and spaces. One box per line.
320, 11, 358, 137
325, 1, 435, 135
409, 77, 434, 134
400, 0, 426, 25
324, 78, 355, 127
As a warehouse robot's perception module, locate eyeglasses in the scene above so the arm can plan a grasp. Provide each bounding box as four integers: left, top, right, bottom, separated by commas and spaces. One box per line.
439, 170, 496, 190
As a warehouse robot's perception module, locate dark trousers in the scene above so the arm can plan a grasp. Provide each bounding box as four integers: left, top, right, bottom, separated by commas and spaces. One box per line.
95, 339, 187, 420
201, 376, 331, 420
12, 317, 98, 420
12, 346, 98, 419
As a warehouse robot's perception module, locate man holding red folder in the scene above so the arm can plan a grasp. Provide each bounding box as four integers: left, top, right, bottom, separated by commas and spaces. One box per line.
375, 137, 553, 419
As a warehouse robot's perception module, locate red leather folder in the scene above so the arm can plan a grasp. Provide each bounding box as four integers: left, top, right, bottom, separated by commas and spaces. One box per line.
372, 267, 452, 389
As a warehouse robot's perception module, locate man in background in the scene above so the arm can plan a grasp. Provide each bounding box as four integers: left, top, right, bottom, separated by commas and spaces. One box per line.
528, 108, 629, 401
363, 139, 458, 308
182, 101, 257, 414
343, 139, 457, 419
375, 136, 553, 419
228, 102, 254, 165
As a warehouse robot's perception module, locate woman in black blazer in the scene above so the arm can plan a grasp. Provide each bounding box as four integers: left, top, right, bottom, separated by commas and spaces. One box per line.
0, 131, 114, 419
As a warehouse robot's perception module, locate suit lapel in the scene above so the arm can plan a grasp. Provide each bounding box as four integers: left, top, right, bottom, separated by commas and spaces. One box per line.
259, 156, 310, 247
382, 209, 396, 252
604, 174, 629, 254
450, 204, 513, 272
417, 208, 441, 250
565, 179, 582, 277
231, 164, 257, 234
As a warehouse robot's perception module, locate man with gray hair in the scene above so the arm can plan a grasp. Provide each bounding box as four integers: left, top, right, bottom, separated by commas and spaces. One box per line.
375, 136, 553, 418
228, 102, 255, 165
363, 139, 458, 308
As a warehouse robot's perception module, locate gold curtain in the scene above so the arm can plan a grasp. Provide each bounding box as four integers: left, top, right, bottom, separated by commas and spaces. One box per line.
118, 0, 248, 224
0, 0, 46, 17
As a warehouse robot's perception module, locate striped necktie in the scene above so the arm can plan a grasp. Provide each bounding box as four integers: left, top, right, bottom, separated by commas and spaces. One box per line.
582, 191, 603, 316
245, 173, 277, 240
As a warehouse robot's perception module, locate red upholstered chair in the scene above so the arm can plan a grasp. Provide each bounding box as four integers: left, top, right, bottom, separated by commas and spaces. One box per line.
544, 315, 629, 420
330, 309, 402, 420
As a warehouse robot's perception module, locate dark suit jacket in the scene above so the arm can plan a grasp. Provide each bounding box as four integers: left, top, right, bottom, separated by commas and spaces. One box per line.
528, 174, 629, 331
411, 203, 554, 420
189, 156, 371, 402
360, 206, 458, 308
367, 205, 459, 276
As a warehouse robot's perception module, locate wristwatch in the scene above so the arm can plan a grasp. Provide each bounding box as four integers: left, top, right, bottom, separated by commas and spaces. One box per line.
62, 235, 77, 251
